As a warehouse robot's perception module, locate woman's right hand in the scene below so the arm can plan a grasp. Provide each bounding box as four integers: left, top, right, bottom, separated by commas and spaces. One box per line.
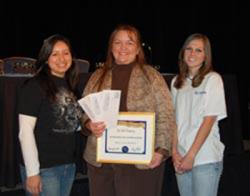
86, 120, 106, 137
26, 175, 42, 195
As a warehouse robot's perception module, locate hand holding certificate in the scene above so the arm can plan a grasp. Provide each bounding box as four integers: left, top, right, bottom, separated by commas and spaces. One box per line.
78, 91, 155, 164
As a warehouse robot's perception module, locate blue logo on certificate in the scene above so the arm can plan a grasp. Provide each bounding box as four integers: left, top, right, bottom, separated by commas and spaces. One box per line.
122, 146, 129, 153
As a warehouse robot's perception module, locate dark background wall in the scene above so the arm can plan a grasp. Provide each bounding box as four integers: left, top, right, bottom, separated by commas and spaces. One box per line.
0, 0, 249, 137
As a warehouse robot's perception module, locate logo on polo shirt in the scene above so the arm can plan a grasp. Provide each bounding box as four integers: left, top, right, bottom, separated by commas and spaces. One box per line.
194, 91, 206, 95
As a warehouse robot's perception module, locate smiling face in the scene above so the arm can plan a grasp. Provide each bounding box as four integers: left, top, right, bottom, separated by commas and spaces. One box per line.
111, 30, 139, 65
48, 41, 72, 77
184, 38, 206, 76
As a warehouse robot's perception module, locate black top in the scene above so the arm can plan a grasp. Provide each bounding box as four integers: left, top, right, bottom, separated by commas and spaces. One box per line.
18, 75, 83, 168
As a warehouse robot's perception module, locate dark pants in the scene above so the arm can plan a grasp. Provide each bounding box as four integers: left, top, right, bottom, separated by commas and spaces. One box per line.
87, 162, 165, 196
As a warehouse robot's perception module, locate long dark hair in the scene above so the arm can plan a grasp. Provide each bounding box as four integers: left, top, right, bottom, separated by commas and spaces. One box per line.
35, 34, 79, 100
96, 24, 147, 90
174, 33, 213, 89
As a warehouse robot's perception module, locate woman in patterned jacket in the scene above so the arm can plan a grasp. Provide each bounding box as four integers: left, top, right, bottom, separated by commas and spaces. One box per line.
81, 24, 176, 196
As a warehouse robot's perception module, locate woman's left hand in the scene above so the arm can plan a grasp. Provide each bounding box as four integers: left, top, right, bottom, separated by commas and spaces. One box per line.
178, 154, 195, 173
148, 152, 163, 169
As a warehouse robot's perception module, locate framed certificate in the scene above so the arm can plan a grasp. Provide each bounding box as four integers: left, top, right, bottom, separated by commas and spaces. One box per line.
97, 112, 155, 164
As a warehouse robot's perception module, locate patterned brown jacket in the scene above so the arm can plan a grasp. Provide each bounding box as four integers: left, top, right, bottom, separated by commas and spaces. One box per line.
81, 64, 177, 169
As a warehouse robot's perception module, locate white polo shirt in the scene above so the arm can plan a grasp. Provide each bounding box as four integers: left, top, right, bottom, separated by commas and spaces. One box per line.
171, 72, 227, 166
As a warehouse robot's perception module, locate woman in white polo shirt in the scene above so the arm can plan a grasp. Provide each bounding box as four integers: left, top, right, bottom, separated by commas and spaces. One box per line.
171, 33, 227, 196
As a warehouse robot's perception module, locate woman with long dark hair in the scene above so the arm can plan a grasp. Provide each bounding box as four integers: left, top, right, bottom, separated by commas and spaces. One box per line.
18, 34, 82, 196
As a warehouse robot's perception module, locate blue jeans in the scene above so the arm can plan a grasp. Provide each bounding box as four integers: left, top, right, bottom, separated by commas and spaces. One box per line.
176, 161, 223, 196
20, 163, 76, 196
